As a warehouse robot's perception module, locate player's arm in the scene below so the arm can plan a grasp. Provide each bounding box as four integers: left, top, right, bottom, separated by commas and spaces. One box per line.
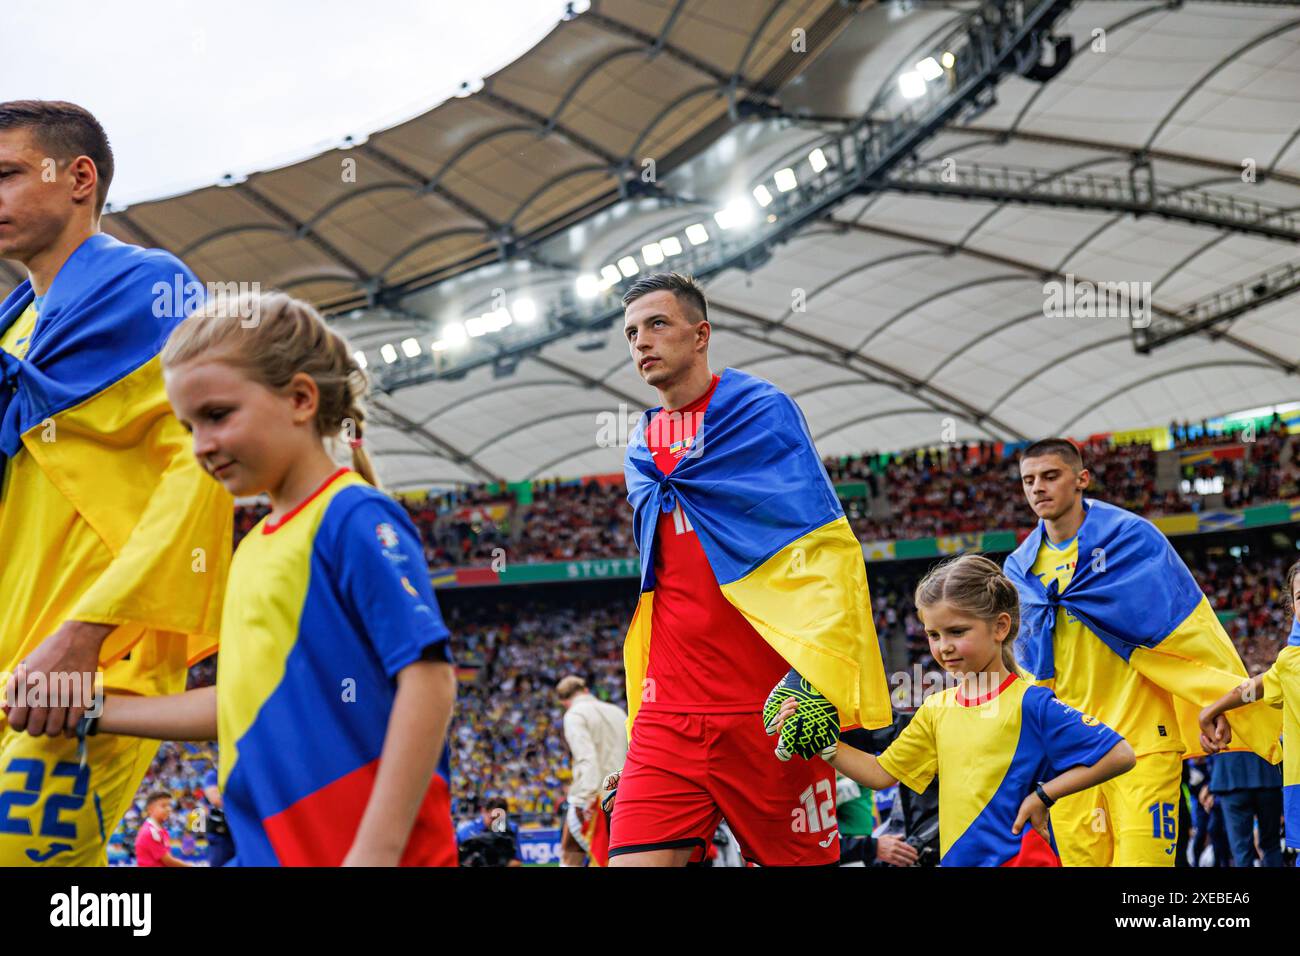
160, 851, 194, 868
1012, 739, 1136, 841
824, 744, 900, 791
770, 697, 898, 790
2, 621, 115, 738
1198, 674, 1266, 753
343, 655, 456, 867
97, 685, 218, 740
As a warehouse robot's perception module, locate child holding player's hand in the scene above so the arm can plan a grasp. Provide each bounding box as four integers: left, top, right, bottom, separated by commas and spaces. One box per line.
773, 555, 1135, 866
90, 292, 457, 867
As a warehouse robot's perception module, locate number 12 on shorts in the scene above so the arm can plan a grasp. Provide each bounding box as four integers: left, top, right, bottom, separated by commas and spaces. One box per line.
1147, 801, 1176, 840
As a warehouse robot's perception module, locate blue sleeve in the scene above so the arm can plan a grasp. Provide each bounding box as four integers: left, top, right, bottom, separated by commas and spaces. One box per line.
1030, 688, 1124, 776
334, 495, 452, 678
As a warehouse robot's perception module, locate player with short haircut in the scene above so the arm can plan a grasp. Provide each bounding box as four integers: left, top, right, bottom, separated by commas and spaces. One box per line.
0, 100, 231, 865
609, 272, 891, 866
1004, 438, 1282, 866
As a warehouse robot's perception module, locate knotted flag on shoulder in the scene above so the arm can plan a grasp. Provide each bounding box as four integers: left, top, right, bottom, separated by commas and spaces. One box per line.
0, 233, 231, 667
622, 368, 891, 734
1004, 498, 1282, 762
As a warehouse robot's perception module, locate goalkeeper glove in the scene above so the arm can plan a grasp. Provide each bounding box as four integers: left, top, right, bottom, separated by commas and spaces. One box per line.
764, 668, 839, 762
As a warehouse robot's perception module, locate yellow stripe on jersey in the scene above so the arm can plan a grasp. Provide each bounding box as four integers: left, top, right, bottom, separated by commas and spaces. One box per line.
217, 470, 369, 790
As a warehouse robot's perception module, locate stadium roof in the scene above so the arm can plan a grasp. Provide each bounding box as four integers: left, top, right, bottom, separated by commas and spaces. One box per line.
0, 0, 854, 311
7, 0, 1300, 489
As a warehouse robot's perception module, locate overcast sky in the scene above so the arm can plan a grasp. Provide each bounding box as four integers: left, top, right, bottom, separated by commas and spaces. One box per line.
4, 0, 573, 205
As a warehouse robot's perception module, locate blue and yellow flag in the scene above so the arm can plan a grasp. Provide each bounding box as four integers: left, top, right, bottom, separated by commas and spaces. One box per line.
623, 368, 891, 733
0, 234, 230, 670
1005, 499, 1282, 762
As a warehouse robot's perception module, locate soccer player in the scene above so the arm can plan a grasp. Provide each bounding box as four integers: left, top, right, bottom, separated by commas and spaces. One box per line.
134, 793, 193, 868
1199, 559, 1300, 860
610, 272, 891, 867
88, 291, 458, 866
0, 101, 231, 865
773, 555, 1136, 866
1004, 438, 1282, 866
556, 675, 626, 866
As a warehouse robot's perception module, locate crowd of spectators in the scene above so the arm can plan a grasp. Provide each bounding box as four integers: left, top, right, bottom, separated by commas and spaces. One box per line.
116, 538, 1299, 844
225, 420, 1299, 563
402, 485, 513, 567
130, 414, 1297, 852
444, 594, 629, 825
1192, 551, 1300, 675
110, 662, 218, 865
513, 482, 634, 563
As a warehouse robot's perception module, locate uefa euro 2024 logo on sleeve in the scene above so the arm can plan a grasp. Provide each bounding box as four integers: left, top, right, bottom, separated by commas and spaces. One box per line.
375, 523, 399, 549
375, 522, 408, 566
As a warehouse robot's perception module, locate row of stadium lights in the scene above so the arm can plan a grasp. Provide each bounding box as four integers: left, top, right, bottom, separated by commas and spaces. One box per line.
355, 48, 950, 372
571, 146, 832, 304
898, 52, 955, 98
355, 145, 832, 370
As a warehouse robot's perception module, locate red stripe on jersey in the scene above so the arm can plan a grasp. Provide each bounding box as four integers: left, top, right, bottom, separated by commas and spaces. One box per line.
263, 759, 457, 866
956, 672, 1019, 707
263, 467, 350, 534
999, 827, 1062, 867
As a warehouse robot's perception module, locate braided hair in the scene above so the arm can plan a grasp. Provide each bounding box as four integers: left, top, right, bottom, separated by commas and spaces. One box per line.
914, 554, 1021, 672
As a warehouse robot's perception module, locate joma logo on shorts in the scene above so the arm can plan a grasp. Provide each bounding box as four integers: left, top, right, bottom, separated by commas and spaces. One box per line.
790, 779, 836, 834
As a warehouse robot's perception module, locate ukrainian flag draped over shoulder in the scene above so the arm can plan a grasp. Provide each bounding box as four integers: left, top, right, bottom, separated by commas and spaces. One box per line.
1004, 498, 1282, 762
622, 368, 891, 733
0, 233, 230, 665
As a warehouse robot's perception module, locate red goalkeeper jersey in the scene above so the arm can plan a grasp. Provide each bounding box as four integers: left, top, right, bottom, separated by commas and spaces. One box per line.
641, 374, 788, 714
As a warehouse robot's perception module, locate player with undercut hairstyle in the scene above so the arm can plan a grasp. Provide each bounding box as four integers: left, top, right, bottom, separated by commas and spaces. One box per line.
1004, 437, 1282, 866
0, 100, 230, 866
609, 272, 891, 866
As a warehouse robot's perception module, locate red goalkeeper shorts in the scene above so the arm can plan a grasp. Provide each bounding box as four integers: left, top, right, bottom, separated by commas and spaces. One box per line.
608, 710, 840, 866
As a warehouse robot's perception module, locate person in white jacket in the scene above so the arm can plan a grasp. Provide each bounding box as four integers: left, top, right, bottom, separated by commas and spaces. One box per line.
557, 676, 628, 867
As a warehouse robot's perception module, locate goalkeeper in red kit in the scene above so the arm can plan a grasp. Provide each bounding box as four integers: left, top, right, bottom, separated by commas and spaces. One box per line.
607, 273, 890, 867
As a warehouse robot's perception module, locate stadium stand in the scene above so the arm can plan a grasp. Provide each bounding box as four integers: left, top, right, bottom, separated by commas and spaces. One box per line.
119, 487, 1300, 851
